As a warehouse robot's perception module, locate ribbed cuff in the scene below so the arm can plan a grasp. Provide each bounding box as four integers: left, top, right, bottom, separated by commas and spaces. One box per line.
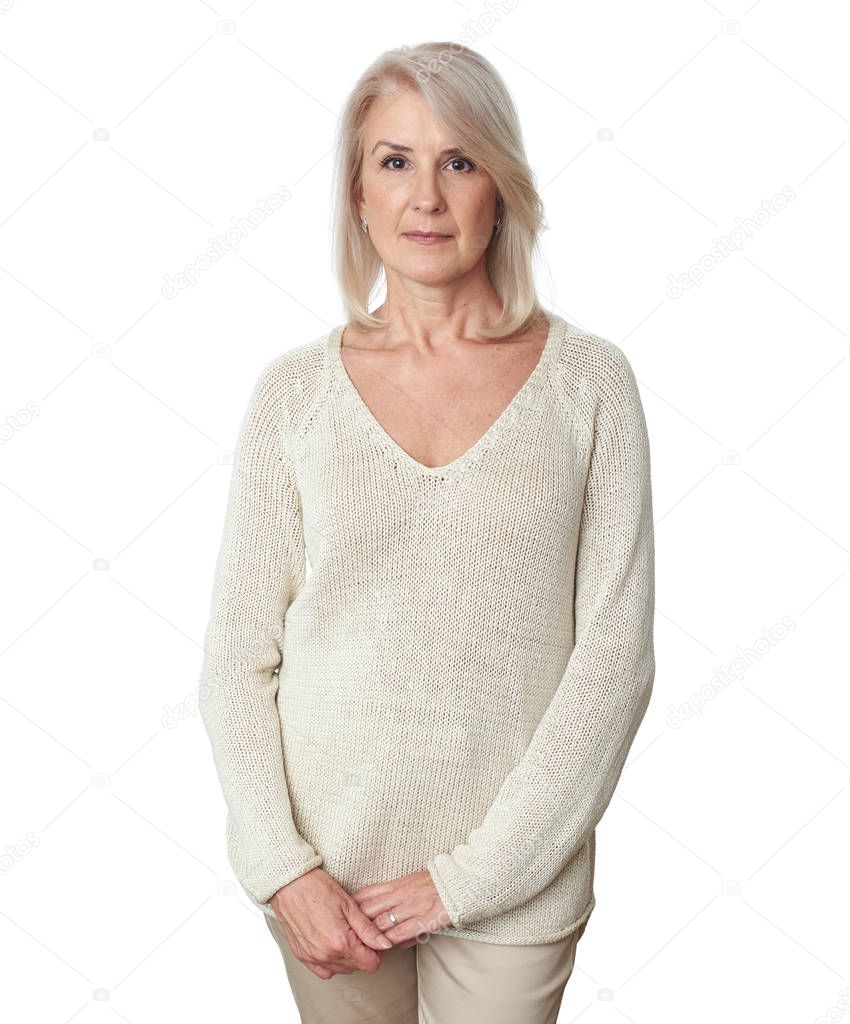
253, 853, 324, 910
425, 857, 464, 930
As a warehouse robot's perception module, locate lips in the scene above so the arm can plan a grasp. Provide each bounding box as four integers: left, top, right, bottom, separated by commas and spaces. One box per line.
402, 231, 453, 246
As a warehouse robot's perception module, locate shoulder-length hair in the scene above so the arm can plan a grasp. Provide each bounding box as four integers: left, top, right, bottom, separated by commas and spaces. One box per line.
332, 41, 548, 340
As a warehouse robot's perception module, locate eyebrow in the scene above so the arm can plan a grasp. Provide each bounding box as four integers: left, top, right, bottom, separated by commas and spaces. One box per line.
370, 140, 465, 157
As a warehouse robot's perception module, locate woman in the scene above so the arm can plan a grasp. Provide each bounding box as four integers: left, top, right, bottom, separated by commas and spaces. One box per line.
198, 41, 655, 1024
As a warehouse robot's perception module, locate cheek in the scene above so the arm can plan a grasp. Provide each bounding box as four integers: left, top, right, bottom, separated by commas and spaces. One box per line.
370, 182, 407, 215
456, 194, 495, 233
364, 173, 396, 201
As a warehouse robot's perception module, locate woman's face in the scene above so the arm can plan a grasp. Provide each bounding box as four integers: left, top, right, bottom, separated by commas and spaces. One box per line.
356, 88, 500, 289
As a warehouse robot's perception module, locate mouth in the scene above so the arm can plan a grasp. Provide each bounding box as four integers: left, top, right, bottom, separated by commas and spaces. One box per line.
402, 231, 453, 245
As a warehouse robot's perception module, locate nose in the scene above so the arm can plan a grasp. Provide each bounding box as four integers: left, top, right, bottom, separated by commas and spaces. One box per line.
411, 167, 445, 215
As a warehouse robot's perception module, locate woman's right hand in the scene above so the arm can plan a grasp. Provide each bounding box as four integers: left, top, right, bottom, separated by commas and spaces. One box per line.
269, 867, 394, 979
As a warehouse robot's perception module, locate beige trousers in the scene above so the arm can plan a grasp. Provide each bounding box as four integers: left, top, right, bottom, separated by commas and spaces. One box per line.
265, 913, 586, 1024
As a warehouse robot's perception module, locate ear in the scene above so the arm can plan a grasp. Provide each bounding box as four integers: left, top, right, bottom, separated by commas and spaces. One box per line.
355, 185, 366, 221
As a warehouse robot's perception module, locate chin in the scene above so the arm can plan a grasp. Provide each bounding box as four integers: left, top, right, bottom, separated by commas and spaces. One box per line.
398, 256, 475, 283
405, 270, 465, 288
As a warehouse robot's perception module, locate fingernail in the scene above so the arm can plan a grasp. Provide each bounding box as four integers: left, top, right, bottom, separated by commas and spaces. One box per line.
380, 936, 392, 948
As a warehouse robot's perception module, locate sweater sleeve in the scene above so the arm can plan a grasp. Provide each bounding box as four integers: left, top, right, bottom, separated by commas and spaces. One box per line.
426, 345, 655, 929
198, 361, 323, 914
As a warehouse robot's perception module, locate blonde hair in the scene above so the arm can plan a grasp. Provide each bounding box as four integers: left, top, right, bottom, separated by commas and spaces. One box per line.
332, 41, 548, 340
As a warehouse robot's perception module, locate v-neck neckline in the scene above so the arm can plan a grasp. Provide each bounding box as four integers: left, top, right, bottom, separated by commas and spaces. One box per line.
327, 312, 565, 477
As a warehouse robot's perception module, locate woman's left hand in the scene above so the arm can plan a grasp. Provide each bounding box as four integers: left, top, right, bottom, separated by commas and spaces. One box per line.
349, 869, 454, 948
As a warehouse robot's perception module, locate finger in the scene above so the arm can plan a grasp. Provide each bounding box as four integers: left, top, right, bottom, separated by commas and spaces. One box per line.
343, 899, 395, 951
377, 908, 408, 932
385, 917, 430, 946
304, 962, 334, 979
351, 891, 397, 919
295, 931, 374, 976
339, 937, 382, 974
318, 940, 367, 976
349, 881, 389, 901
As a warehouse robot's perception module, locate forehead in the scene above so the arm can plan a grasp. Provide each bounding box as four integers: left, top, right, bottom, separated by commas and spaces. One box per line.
363, 88, 450, 142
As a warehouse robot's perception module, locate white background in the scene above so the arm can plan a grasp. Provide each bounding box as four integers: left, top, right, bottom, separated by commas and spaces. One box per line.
1, 2, 848, 1022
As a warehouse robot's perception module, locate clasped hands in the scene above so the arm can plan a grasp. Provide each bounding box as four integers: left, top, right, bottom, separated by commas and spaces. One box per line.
270, 866, 454, 979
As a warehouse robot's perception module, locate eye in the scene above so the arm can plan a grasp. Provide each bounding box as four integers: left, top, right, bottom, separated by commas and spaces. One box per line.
447, 157, 477, 173
379, 155, 408, 171
378, 155, 477, 173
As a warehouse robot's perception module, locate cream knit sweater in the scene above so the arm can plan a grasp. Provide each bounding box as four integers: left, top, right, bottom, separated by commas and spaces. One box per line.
198, 311, 655, 946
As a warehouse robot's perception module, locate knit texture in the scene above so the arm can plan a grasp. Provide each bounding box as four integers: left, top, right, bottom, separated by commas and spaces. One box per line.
198, 311, 655, 945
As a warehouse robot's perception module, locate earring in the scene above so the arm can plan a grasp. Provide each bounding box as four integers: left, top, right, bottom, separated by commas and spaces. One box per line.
361, 217, 369, 233
494, 217, 502, 233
